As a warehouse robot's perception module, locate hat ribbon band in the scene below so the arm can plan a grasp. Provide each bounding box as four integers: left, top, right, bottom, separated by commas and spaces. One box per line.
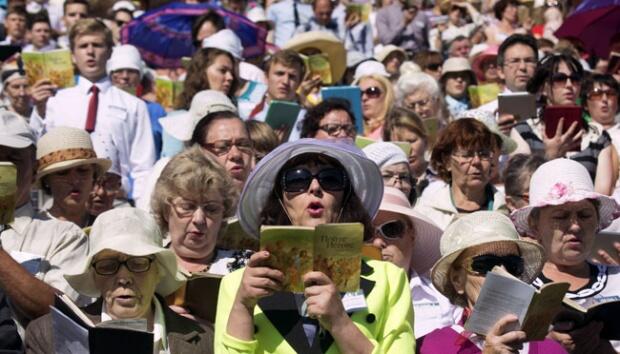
38, 148, 97, 171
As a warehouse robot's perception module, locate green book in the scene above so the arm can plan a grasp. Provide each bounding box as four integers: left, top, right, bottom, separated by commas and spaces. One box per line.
22, 49, 75, 88
0, 162, 17, 225
260, 223, 364, 293
155, 77, 184, 108
354, 135, 376, 149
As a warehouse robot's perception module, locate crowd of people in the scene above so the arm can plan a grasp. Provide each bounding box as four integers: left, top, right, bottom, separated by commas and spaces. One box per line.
0, 0, 619, 353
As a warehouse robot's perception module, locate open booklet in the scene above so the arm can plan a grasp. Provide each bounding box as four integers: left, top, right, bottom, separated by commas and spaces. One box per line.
168, 272, 223, 323
260, 223, 364, 293
217, 217, 258, 252
0, 162, 17, 225
557, 296, 620, 340
465, 266, 569, 341
155, 77, 184, 108
52, 294, 153, 354
21, 49, 75, 89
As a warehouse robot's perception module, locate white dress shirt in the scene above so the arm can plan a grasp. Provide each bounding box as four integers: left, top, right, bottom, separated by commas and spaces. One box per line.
31, 76, 156, 202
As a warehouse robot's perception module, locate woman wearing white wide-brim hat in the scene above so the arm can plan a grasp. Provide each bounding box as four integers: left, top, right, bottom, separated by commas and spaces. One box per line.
24, 208, 213, 353
512, 158, 620, 353
36, 126, 111, 228
419, 211, 566, 354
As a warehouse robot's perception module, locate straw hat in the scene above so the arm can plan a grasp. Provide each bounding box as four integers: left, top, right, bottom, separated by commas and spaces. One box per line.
35, 127, 111, 184
378, 187, 442, 274
440, 57, 476, 83
158, 90, 237, 142
456, 109, 517, 154
202, 29, 244, 60
431, 211, 545, 299
511, 159, 620, 235
374, 44, 407, 63
283, 31, 346, 83
65, 208, 185, 298
362, 142, 408, 169
238, 138, 383, 238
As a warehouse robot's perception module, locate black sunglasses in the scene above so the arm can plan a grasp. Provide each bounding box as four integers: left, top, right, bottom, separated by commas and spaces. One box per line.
466, 254, 524, 277
281, 167, 348, 193
551, 72, 581, 85
375, 220, 406, 239
361, 86, 382, 98
426, 63, 441, 71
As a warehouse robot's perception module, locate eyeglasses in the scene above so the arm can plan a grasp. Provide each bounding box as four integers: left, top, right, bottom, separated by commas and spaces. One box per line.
202, 138, 253, 156
503, 57, 537, 68
464, 254, 524, 277
426, 63, 442, 71
319, 123, 356, 137
406, 98, 432, 110
92, 256, 155, 275
551, 72, 581, 86
281, 167, 348, 193
381, 171, 412, 184
588, 88, 618, 101
444, 72, 471, 82
375, 220, 406, 240
451, 150, 494, 162
169, 198, 224, 218
361, 86, 382, 99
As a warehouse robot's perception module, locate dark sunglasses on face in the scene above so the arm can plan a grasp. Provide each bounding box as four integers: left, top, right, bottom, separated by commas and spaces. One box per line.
551, 72, 581, 85
588, 88, 618, 101
375, 219, 406, 240
361, 86, 382, 98
426, 63, 442, 71
92, 256, 155, 275
465, 254, 524, 277
281, 167, 348, 193
318, 123, 356, 137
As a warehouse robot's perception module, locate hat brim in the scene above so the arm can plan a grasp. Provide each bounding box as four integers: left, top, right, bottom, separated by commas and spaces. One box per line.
511, 192, 619, 236
159, 111, 194, 142
430, 238, 545, 300
377, 205, 442, 275
238, 139, 383, 238
64, 236, 184, 298
472, 53, 497, 81
36, 158, 111, 186
284, 33, 347, 83
1, 136, 34, 149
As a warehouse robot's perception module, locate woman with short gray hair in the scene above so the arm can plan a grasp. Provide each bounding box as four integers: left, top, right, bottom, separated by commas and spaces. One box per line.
396, 72, 449, 127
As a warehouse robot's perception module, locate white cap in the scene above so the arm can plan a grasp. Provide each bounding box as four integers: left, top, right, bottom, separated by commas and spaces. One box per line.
0, 111, 36, 149
362, 142, 408, 169
202, 29, 243, 60
106, 44, 145, 78
353, 60, 390, 83
159, 90, 238, 142
113, 0, 137, 14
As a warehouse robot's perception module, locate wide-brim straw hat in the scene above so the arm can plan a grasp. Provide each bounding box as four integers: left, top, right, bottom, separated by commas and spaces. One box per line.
456, 109, 517, 154
238, 138, 383, 238
511, 159, 620, 236
35, 127, 111, 185
431, 211, 545, 300
283, 31, 347, 83
65, 208, 185, 298
379, 187, 442, 275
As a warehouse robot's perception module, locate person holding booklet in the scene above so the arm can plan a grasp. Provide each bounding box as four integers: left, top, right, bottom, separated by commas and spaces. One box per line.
418, 211, 567, 353
214, 138, 415, 353
512, 158, 620, 353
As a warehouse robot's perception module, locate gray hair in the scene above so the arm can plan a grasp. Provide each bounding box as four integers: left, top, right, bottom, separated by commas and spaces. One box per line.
395, 72, 441, 105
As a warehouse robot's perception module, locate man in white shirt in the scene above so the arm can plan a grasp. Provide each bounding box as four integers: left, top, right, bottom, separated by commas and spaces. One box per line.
30, 18, 155, 204
0, 112, 89, 323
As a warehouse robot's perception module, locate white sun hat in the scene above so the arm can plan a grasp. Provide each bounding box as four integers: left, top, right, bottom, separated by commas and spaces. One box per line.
456, 109, 517, 155
362, 141, 408, 169
202, 29, 243, 60
0, 111, 36, 149
511, 158, 620, 236
65, 208, 185, 298
35, 127, 111, 185
431, 211, 546, 300
158, 90, 237, 142
106, 44, 145, 78
353, 60, 390, 84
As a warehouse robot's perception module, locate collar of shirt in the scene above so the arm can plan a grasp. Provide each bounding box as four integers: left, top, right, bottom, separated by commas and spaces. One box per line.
8, 203, 35, 236
77, 76, 112, 95
101, 297, 168, 352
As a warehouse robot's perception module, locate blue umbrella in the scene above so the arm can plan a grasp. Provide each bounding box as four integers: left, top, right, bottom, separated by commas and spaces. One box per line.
121, 2, 267, 68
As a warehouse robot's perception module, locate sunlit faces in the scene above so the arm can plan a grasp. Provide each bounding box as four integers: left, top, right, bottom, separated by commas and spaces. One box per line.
5, 13, 26, 40
45, 164, 96, 210
266, 62, 302, 101
404, 90, 438, 119
381, 163, 412, 198
166, 191, 225, 261
447, 148, 493, 190
383, 52, 405, 75
359, 77, 385, 120
499, 43, 536, 92
4, 77, 30, 112
88, 172, 121, 216
586, 83, 618, 127
63, 3, 89, 30
390, 129, 427, 177
314, 109, 356, 140
93, 250, 159, 321
72, 33, 112, 82
110, 68, 141, 90
545, 61, 581, 106
313, 0, 334, 26
369, 210, 414, 270
444, 72, 471, 98
205, 54, 235, 94
30, 22, 52, 49
281, 160, 345, 228
531, 200, 599, 267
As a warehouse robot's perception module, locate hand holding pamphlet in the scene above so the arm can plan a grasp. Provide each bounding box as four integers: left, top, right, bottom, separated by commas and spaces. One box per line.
21, 49, 75, 88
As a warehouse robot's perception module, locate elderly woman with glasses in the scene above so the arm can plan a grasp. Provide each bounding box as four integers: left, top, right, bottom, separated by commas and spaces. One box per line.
214, 139, 415, 353
300, 98, 357, 140
363, 142, 415, 203
396, 72, 449, 130
511, 54, 616, 195
415, 119, 508, 230
24, 208, 213, 353
512, 159, 620, 353
418, 211, 567, 353
357, 73, 394, 139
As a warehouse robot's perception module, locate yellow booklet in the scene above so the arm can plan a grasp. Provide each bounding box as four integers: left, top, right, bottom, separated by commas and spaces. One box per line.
346, 3, 372, 22
0, 162, 17, 225
217, 217, 258, 251
155, 77, 184, 108
260, 223, 364, 293
468, 83, 501, 108
304, 54, 332, 85
22, 49, 75, 88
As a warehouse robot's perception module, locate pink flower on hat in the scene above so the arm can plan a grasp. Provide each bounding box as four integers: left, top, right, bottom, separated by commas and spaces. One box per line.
546, 182, 573, 202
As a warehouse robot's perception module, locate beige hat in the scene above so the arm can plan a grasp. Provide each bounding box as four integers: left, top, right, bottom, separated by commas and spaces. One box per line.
431, 211, 545, 300
158, 90, 237, 142
374, 44, 407, 63
283, 31, 347, 83
35, 127, 111, 184
65, 208, 185, 298
440, 57, 476, 83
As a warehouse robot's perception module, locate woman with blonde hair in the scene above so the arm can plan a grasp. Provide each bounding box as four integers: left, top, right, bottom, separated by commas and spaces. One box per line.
357, 73, 394, 139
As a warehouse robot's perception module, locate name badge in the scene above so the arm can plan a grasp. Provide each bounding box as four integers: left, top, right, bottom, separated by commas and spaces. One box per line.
342, 289, 368, 313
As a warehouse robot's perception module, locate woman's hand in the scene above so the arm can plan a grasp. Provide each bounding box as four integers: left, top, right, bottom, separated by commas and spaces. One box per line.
298, 75, 322, 108
595, 242, 620, 266
303, 271, 348, 332
345, 12, 360, 29
482, 314, 527, 354
550, 321, 615, 354
235, 251, 284, 311
543, 118, 583, 159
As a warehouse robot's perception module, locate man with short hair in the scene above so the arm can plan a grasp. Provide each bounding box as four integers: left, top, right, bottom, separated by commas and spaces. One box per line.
0, 112, 89, 322
23, 13, 58, 52
57, 0, 89, 49
30, 19, 156, 206
294, 0, 343, 39
0, 6, 27, 47
447, 35, 471, 58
